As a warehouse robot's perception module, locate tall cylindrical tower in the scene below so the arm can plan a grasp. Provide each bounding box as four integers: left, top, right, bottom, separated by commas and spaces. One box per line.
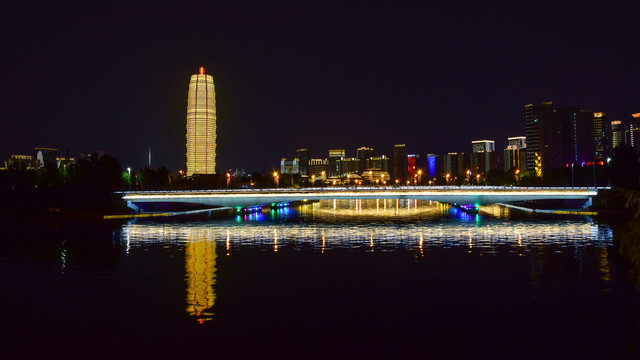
186, 66, 216, 176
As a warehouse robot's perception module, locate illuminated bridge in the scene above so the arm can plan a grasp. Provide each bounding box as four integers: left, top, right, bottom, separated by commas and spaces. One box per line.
122, 186, 603, 212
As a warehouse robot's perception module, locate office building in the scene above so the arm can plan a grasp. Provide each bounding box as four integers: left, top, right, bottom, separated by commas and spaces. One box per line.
328, 149, 345, 177
407, 154, 422, 178
525, 102, 553, 176
593, 112, 610, 161
524, 101, 611, 176
443, 152, 468, 179
611, 120, 624, 149
554, 107, 595, 167
356, 147, 374, 174
625, 113, 640, 154
280, 158, 300, 175
309, 158, 329, 178
471, 140, 497, 175
296, 149, 309, 175
392, 144, 408, 181
426, 154, 441, 179
366, 155, 389, 172
186, 67, 216, 176
336, 157, 360, 176
504, 136, 527, 172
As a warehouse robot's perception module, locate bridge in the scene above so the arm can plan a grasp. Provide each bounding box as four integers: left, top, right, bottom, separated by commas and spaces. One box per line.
122, 186, 604, 212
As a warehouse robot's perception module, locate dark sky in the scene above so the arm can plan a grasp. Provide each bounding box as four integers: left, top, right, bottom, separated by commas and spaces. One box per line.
2, 1, 639, 173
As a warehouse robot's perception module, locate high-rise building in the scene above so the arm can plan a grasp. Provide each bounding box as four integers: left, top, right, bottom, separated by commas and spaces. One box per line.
625, 113, 640, 154
186, 67, 217, 176
593, 112, 610, 161
356, 147, 374, 174
296, 149, 309, 176
611, 120, 624, 149
525, 102, 553, 176
407, 154, 422, 178
392, 144, 408, 181
336, 157, 360, 176
504, 136, 527, 172
328, 149, 345, 177
309, 158, 329, 178
426, 154, 441, 179
471, 140, 497, 175
524, 102, 607, 176
554, 107, 595, 167
443, 152, 468, 179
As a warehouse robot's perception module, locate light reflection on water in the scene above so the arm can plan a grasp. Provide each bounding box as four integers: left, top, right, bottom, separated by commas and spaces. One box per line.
119, 200, 613, 324
122, 200, 612, 252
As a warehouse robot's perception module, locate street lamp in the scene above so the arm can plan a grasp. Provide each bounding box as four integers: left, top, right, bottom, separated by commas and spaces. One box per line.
476, 173, 481, 185
273, 171, 279, 188
446, 173, 450, 185
571, 163, 574, 187
127, 167, 131, 191
515, 169, 520, 185
226, 172, 231, 189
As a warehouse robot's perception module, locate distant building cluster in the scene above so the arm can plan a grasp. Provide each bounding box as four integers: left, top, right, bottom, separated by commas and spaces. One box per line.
279, 102, 639, 185
1, 147, 80, 170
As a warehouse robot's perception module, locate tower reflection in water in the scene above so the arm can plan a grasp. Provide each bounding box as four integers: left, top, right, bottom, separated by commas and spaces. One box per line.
185, 232, 216, 324
121, 200, 612, 323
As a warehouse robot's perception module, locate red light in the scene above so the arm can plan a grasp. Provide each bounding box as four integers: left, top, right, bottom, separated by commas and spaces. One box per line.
565, 164, 569, 168
199, 67, 205, 75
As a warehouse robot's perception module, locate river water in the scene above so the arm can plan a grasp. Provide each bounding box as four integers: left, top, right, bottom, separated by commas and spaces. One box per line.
1, 200, 638, 359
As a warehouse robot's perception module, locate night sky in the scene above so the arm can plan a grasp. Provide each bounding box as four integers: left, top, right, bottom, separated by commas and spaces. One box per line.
2, 1, 639, 173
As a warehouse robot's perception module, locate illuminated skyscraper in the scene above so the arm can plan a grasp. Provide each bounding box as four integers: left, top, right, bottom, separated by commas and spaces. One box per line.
186, 67, 216, 176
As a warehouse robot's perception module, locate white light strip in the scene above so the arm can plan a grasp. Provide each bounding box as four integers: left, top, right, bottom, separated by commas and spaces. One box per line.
123, 189, 597, 201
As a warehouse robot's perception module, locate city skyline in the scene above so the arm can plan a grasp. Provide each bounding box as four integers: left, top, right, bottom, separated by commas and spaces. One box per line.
2, 2, 638, 172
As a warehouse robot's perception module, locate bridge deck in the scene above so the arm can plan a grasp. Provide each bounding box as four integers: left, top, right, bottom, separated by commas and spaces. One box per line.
122, 186, 604, 210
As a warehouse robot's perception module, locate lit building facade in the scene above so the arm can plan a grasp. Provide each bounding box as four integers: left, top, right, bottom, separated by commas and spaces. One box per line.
625, 113, 640, 154
611, 120, 624, 149
186, 67, 217, 176
504, 136, 527, 172
280, 158, 300, 174
525, 102, 553, 176
366, 155, 389, 172
471, 140, 497, 175
593, 112, 610, 161
309, 158, 329, 177
426, 154, 440, 179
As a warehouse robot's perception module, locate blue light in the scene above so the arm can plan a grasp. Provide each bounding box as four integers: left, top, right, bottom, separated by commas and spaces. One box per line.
427, 156, 436, 177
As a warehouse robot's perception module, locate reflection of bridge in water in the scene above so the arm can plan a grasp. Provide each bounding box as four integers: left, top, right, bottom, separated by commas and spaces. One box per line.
123, 186, 603, 212
122, 211, 611, 253
120, 200, 612, 323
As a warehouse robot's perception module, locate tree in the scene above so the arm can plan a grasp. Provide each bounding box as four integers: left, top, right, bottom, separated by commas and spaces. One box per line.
608, 145, 640, 189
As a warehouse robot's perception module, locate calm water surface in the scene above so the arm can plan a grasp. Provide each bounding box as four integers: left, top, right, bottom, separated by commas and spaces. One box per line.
1, 200, 638, 359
